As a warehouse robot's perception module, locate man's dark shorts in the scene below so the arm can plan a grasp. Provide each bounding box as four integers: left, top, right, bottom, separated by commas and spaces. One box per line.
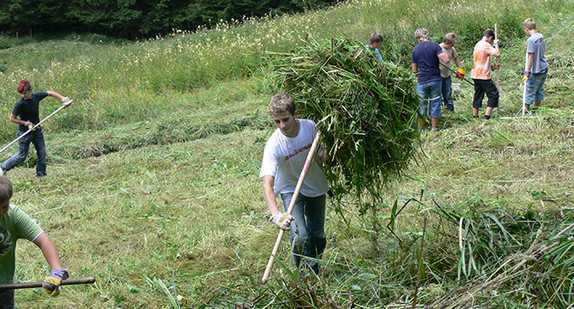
472, 79, 499, 109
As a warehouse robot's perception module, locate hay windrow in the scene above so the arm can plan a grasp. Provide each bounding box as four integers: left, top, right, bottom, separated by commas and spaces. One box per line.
271, 37, 421, 201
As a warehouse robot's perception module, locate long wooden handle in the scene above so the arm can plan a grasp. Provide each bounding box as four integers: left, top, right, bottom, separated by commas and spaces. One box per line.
0, 277, 95, 290
262, 131, 323, 283
439, 62, 474, 87
494, 24, 500, 91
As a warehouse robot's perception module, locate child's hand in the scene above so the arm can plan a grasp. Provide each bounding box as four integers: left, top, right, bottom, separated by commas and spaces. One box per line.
522, 70, 531, 83
62, 97, 73, 108
270, 212, 294, 230
455, 68, 465, 80
25, 121, 36, 131
43, 269, 69, 297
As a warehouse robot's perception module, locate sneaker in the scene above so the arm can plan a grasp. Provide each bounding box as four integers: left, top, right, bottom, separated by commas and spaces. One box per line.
0, 168, 4, 176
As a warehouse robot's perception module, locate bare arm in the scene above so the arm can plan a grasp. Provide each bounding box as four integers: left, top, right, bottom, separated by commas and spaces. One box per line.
526, 53, 534, 71
412, 63, 418, 73
9, 113, 28, 126
33, 232, 63, 270
454, 57, 462, 69
262, 175, 281, 216
46, 91, 65, 101
491, 46, 501, 58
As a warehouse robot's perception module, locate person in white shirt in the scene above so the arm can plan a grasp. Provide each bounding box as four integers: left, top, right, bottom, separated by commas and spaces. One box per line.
260, 93, 329, 275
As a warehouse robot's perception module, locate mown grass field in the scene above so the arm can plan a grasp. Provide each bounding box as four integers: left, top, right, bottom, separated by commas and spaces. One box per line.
1, 0, 573, 307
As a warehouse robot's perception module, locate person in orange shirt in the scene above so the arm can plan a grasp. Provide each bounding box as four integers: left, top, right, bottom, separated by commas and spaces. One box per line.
471, 29, 500, 120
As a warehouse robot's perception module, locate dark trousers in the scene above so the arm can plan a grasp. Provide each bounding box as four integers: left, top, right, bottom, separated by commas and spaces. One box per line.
472, 79, 499, 108
0, 289, 15, 309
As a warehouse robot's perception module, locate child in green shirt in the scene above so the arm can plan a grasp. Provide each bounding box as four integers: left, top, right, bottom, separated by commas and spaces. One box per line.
0, 176, 68, 308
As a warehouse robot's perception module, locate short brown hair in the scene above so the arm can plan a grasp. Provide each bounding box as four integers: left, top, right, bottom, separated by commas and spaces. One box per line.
443, 32, 459, 44
523, 18, 536, 30
484, 29, 495, 39
269, 94, 296, 116
369, 33, 383, 44
0, 176, 13, 203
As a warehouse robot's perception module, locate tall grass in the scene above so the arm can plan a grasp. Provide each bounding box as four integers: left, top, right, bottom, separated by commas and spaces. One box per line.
1, 0, 570, 140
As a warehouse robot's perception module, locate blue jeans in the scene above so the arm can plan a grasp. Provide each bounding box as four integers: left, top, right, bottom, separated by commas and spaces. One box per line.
525, 68, 548, 105
280, 193, 327, 275
441, 77, 454, 111
1, 129, 47, 176
417, 80, 442, 118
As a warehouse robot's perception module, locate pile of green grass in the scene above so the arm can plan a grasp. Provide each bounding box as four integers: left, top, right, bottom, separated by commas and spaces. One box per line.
272, 37, 420, 210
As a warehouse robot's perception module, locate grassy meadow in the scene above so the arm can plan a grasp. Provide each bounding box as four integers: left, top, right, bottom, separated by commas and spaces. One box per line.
0, 0, 573, 307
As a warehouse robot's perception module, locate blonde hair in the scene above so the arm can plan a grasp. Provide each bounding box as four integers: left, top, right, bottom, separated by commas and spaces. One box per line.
269, 94, 296, 116
443, 32, 459, 44
523, 18, 536, 30
414, 27, 429, 40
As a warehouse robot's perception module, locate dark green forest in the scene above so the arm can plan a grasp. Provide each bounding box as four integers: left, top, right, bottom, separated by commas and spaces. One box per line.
0, 0, 338, 39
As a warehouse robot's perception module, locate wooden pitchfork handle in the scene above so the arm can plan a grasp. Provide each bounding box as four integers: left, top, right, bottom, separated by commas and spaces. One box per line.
494, 24, 500, 90
0, 277, 95, 290
0, 100, 72, 155
439, 62, 474, 87
262, 131, 323, 283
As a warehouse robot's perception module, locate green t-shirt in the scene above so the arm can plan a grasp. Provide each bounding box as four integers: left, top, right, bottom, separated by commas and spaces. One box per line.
0, 205, 43, 284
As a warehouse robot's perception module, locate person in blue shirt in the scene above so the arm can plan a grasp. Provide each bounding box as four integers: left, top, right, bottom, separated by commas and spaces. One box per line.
411, 27, 450, 131
366, 32, 384, 62
522, 18, 548, 112
0, 80, 72, 177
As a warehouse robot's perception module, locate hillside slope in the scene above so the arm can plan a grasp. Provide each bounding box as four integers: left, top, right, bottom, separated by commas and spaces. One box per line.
0, 0, 572, 307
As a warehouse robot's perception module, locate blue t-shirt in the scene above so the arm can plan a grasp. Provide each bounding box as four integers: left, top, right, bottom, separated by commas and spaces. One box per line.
526, 32, 547, 74
365, 44, 384, 62
12, 91, 48, 131
411, 41, 443, 84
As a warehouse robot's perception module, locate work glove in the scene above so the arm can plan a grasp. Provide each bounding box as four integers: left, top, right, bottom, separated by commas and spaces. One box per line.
455, 67, 465, 80
43, 269, 69, 297
25, 121, 36, 131
491, 62, 500, 71
522, 70, 531, 82
62, 97, 73, 108
270, 212, 294, 231
493, 39, 500, 47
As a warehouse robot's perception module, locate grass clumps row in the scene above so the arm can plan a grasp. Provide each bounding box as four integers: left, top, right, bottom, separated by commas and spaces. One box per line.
46, 112, 269, 162
272, 37, 420, 209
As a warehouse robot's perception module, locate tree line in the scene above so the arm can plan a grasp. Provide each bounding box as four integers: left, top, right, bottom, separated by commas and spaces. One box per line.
0, 0, 338, 39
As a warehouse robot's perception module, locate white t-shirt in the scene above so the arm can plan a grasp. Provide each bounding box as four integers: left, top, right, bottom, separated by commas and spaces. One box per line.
260, 119, 329, 197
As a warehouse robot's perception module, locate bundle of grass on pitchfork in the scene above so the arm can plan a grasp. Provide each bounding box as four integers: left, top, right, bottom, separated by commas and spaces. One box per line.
271, 37, 421, 208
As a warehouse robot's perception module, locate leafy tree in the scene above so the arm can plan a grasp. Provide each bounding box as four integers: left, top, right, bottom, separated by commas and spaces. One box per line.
0, 0, 339, 39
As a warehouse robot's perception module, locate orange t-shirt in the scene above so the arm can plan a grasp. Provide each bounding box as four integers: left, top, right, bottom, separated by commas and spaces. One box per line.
471, 39, 496, 80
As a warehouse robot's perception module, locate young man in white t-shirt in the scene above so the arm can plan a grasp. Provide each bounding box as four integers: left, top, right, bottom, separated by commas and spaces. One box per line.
260, 93, 329, 275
